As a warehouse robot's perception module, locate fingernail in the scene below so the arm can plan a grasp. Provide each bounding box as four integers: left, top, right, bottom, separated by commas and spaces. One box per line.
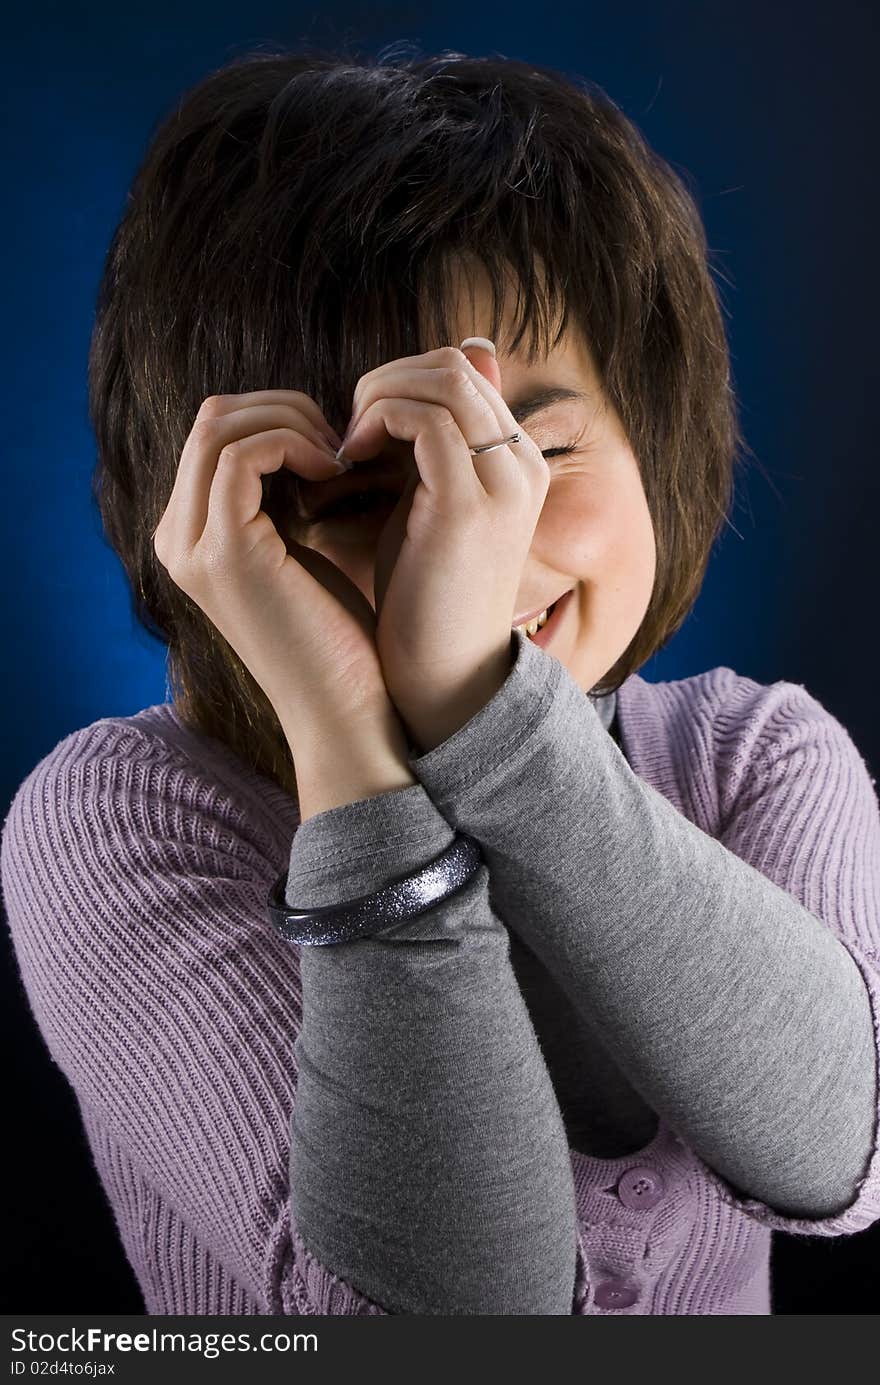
459, 336, 496, 357
333, 445, 353, 473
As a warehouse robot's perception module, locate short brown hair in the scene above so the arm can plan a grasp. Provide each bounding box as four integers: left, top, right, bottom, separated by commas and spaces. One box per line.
88, 43, 751, 799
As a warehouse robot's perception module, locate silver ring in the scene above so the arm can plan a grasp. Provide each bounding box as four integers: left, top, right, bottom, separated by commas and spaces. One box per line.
468, 430, 521, 456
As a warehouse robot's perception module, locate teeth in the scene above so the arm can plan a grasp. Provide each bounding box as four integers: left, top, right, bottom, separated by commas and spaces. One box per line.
513, 607, 550, 638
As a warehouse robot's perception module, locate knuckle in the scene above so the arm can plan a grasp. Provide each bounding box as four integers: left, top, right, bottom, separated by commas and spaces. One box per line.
217, 439, 241, 464
271, 426, 302, 451
190, 415, 223, 445
351, 371, 376, 412
151, 518, 176, 566
439, 365, 477, 396
197, 394, 229, 420
151, 521, 167, 552
437, 345, 469, 368
429, 404, 458, 430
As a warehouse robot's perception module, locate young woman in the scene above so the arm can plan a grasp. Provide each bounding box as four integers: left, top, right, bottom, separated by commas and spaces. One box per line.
3, 47, 879, 1316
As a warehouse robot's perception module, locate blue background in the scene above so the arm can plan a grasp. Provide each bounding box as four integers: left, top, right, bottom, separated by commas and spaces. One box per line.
3, 0, 878, 1312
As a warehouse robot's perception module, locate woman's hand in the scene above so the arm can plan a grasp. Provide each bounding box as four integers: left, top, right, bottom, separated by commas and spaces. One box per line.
338, 344, 551, 753
152, 390, 407, 757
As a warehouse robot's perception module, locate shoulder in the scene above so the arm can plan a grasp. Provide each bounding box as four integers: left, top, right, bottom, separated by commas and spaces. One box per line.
0, 705, 282, 924
617, 664, 876, 834
2, 706, 168, 827
0, 709, 174, 906
2, 707, 192, 851
697, 667, 876, 827
620, 661, 792, 730
9, 704, 183, 780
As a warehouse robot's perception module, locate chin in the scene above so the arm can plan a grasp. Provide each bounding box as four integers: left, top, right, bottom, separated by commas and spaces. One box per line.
566, 625, 625, 697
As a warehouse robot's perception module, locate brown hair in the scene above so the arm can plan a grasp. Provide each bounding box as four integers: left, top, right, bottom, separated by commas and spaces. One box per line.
88, 43, 752, 800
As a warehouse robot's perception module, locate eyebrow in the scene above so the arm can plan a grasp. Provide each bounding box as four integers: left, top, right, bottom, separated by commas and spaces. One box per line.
507, 386, 592, 423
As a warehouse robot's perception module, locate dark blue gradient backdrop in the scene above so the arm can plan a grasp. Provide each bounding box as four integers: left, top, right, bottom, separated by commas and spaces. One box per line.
2, 0, 878, 1313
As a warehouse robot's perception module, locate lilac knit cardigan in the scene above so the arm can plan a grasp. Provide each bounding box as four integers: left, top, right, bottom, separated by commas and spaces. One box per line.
2, 662, 879, 1314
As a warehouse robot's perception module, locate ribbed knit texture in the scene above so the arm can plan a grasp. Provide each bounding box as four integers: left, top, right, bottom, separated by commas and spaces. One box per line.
2, 661, 879, 1314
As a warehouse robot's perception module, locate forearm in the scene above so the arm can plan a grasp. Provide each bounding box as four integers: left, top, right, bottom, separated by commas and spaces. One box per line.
283, 765, 578, 1314
407, 631, 878, 1217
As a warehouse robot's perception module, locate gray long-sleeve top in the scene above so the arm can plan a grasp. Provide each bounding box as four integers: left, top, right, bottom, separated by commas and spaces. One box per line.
284, 628, 878, 1314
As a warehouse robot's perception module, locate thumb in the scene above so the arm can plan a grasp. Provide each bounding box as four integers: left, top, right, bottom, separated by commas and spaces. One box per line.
459, 336, 502, 395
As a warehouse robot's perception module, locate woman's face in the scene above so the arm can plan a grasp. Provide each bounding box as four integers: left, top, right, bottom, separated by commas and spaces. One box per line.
290, 282, 656, 696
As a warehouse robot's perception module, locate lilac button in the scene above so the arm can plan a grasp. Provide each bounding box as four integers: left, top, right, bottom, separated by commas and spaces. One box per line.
593, 1278, 639, 1310
616, 1164, 665, 1211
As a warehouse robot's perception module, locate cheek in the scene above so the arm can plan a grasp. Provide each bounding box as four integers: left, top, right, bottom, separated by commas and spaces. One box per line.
539, 476, 656, 593
603, 489, 657, 604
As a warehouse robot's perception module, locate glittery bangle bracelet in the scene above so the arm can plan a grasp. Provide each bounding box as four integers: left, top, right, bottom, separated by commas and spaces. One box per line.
266, 831, 484, 946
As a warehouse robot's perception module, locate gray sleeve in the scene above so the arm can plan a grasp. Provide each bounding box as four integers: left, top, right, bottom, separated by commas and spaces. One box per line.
284, 781, 578, 1315
407, 629, 878, 1219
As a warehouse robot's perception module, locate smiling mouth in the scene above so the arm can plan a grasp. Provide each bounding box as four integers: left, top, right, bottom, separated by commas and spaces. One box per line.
512, 590, 572, 639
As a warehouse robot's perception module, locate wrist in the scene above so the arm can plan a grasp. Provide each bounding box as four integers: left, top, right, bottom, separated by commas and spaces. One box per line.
295, 762, 418, 821
284, 706, 417, 822
399, 640, 514, 754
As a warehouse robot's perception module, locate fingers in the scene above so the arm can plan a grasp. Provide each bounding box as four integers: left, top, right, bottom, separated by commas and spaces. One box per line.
351, 345, 498, 419
197, 390, 343, 448
351, 344, 517, 437
341, 360, 547, 503
160, 401, 344, 559
340, 397, 486, 511
205, 428, 337, 542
